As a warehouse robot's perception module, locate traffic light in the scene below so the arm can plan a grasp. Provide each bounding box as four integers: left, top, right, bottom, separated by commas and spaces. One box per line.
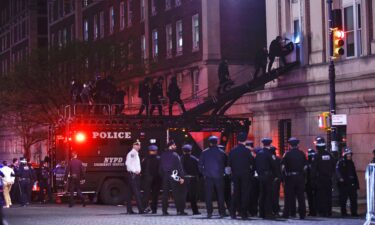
333, 28, 345, 58
318, 112, 331, 131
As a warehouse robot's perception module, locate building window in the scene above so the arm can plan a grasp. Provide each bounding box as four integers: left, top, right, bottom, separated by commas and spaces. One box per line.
165, 0, 171, 10
192, 14, 199, 51
83, 0, 88, 7
128, 0, 133, 27
278, 119, 291, 155
109, 6, 115, 34
83, 19, 89, 41
192, 69, 200, 98
166, 24, 173, 58
141, 35, 146, 61
140, 0, 145, 21
293, 19, 300, 44
100, 11, 104, 38
151, 0, 157, 16
70, 24, 75, 41
58, 29, 62, 47
152, 29, 158, 60
176, 20, 183, 55
63, 28, 67, 46
120, 1, 126, 30
93, 14, 98, 40
128, 39, 134, 70
175, 0, 181, 7
343, 2, 362, 58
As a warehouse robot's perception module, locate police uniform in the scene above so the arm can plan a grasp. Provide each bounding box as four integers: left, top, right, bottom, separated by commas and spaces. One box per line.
141, 145, 161, 214
314, 136, 335, 217
281, 138, 307, 219
228, 132, 254, 219
150, 79, 164, 116
255, 138, 278, 219
270, 146, 282, 216
125, 145, 143, 214
159, 141, 186, 215
336, 148, 359, 217
246, 142, 259, 217
17, 159, 33, 206
199, 136, 227, 218
167, 77, 186, 116
306, 148, 317, 216
38, 163, 53, 203
181, 144, 201, 215
138, 78, 151, 116
65, 155, 86, 207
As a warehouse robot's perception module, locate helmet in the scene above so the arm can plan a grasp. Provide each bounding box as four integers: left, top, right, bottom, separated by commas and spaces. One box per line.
182, 144, 193, 152
167, 140, 176, 148
342, 147, 353, 157
288, 137, 300, 146
20, 157, 27, 164
237, 132, 248, 142
245, 140, 254, 148
148, 145, 158, 152
315, 136, 326, 147
307, 148, 316, 156
261, 137, 272, 146
208, 136, 219, 144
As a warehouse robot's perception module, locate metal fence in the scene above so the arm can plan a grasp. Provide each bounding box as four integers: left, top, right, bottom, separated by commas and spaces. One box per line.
365, 163, 375, 225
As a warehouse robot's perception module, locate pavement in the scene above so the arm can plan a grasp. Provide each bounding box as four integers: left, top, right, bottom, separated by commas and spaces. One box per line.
3, 204, 366, 225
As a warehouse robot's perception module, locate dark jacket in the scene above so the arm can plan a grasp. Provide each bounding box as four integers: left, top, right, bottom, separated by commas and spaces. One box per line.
255, 49, 268, 66
269, 39, 282, 56
336, 158, 359, 189
17, 164, 34, 179
181, 154, 200, 177
306, 154, 318, 187
255, 147, 278, 177
138, 81, 151, 99
142, 155, 161, 178
64, 158, 85, 181
282, 147, 307, 175
150, 81, 163, 102
167, 82, 181, 100
228, 144, 254, 177
199, 146, 227, 178
315, 150, 335, 178
159, 151, 185, 178
218, 61, 229, 82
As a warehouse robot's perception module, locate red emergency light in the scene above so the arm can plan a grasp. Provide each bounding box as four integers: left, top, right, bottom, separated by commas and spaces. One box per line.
74, 132, 87, 143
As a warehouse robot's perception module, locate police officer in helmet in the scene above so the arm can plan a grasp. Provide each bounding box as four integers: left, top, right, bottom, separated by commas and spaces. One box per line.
199, 136, 227, 219
281, 137, 307, 219
305, 148, 318, 216
142, 144, 161, 214
17, 157, 33, 207
314, 136, 335, 217
336, 148, 359, 217
255, 138, 278, 219
181, 144, 201, 215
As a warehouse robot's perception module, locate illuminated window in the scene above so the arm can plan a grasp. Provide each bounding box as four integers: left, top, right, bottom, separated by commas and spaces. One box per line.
176, 20, 183, 55
192, 14, 199, 51
109, 6, 115, 34
166, 24, 172, 58
141, 35, 146, 61
140, 0, 145, 21
152, 29, 158, 60
175, 0, 181, 7
100, 11, 104, 38
165, 0, 171, 10
120, 1, 126, 30
343, 3, 362, 57
128, 0, 133, 27
93, 14, 98, 40
83, 19, 89, 41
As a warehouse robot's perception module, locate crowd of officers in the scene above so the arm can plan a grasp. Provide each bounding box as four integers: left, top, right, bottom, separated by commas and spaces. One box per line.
118, 134, 364, 220
0, 158, 53, 209
70, 75, 186, 116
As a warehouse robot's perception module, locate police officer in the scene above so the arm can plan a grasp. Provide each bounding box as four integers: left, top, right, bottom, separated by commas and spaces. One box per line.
142, 144, 161, 214
138, 77, 151, 116
281, 137, 307, 219
245, 141, 259, 217
336, 148, 359, 217
10, 158, 20, 204
64, 152, 86, 208
17, 157, 33, 207
255, 138, 278, 219
150, 77, 164, 116
267, 36, 291, 73
125, 140, 144, 214
314, 136, 335, 217
167, 77, 186, 116
199, 136, 227, 218
306, 148, 317, 216
270, 146, 282, 216
228, 132, 254, 220
181, 144, 201, 215
38, 161, 53, 203
254, 47, 268, 78
159, 140, 187, 216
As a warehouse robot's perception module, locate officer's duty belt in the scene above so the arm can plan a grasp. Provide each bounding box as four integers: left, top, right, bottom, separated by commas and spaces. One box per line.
286, 172, 301, 176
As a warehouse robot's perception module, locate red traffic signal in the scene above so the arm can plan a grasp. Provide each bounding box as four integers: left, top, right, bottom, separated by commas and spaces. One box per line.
333, 28, 345, 58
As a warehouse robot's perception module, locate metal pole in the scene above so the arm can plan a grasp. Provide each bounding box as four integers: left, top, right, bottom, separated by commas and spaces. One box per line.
327, 0, 338, 154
